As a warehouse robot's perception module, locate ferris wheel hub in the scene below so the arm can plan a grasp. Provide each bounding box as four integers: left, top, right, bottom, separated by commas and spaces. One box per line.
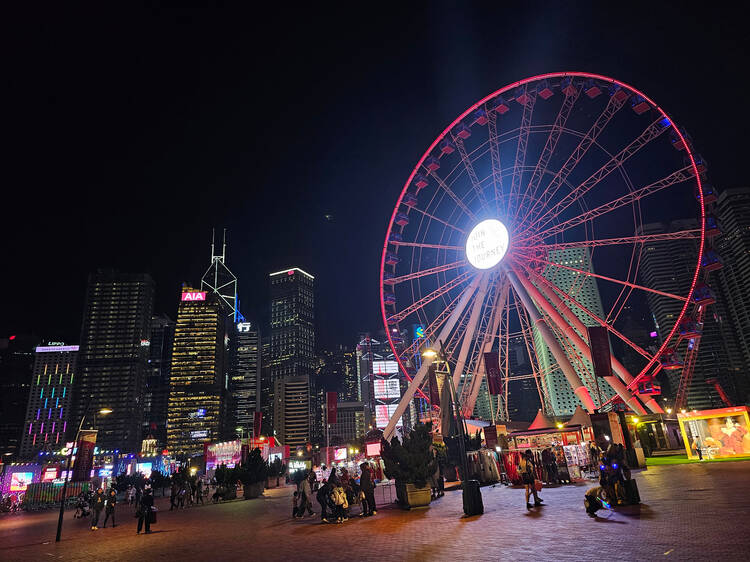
465, 219, 510, 270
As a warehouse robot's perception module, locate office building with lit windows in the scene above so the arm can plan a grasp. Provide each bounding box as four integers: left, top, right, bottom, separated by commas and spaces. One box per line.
143, 313, 175, 449
19, 344, 77, 459
74, 271, 154, 453
167, 287, 228, 456
231, 322, 261, 434
269, 268, 315, 447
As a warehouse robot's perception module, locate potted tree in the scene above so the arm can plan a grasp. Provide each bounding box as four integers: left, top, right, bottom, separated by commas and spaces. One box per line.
381, 422, 437, 509
266, 457, 285, 489
236, 448, 268, 499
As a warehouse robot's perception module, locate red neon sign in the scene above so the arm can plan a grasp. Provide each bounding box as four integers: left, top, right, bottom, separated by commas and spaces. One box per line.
181, 291, 207, 302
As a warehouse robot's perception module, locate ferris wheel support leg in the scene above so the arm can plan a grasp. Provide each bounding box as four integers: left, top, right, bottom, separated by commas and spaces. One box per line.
452, 274, 490, 393
514, 265, 646, 415
382, 277, 480, 442
504, 266, 597, 413
523, 268, 651, 415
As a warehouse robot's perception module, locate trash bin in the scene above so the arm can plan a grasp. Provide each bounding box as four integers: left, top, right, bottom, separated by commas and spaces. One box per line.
462, 479, 483, 516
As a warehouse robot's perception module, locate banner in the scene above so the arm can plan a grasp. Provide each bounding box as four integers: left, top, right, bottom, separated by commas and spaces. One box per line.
72, 430, 97, 482
428, 364, 440, 405
587, 326, 613, 378
253, 411, 263, 438
326, 392, 338, 425
484, 425, 498, 449
484, 352, 502, 395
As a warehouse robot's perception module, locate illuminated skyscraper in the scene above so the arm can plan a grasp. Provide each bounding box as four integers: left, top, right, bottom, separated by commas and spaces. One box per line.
270, 268, 315, 447
532, 248, 614, 416
167, 287, 228, 456
0, 334, 39, 459
74, 270, 154, 453
143, 314, 175, 449
19, 344, 77, 459
231, 322, 261, 434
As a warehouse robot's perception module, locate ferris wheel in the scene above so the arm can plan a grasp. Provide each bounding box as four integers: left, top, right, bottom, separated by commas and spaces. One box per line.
380, 72, 711, 440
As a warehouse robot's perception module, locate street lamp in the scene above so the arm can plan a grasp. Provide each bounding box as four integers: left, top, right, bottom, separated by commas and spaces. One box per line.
56, 405, 112, 542
423, 342, 483, 516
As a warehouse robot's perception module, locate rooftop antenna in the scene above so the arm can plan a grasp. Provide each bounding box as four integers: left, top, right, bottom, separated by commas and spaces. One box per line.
201, 228, 245, 322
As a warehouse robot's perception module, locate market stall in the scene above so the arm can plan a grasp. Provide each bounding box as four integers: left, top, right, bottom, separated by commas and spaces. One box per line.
678, 406, 750, 460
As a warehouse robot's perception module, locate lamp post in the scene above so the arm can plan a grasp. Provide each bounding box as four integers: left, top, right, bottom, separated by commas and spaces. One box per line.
423, 341, 483, 516
55, 406, 112, 543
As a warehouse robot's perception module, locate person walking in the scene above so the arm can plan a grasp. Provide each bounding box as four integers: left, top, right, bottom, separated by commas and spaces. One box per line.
136, 488, 154, 535
102, 488, 117, 528
126, 485, 135, 506
518, 450, 543, 510
359, 463, 376, 516
177, 483, 186, 509
169, 481, 178, 510
90, 487, 105, 530
196, 480, 205, 505
692, 437, 704, 461
298, 474, 314, 517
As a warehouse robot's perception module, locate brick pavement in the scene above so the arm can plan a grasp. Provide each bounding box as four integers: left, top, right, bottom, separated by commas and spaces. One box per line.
2, 461, 749, 561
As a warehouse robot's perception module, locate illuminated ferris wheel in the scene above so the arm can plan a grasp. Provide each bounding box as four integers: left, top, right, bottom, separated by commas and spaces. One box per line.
380, 72, 712, 439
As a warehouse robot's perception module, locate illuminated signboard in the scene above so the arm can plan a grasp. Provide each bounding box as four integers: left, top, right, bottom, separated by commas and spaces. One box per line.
413, 325, 425, 339
334, 447, 347, 461
36, 345, 79, 353
237, 322, 253, 333
190, 430, 209, 440
372, 360, 399, 375
137, 462, 153, 478
188, 408, 206, 419
365, 442, 382, 457
181, 291, 207, 302
374, 378, 401, 400
10, 472, 34, 492
140, 339, 151, 347
42, 468, 58, 482
206, 440, 242, 470
375, 404, 401, 429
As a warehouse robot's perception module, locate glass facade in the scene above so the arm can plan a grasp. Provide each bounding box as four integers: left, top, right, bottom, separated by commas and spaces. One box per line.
167, 288, 227, 457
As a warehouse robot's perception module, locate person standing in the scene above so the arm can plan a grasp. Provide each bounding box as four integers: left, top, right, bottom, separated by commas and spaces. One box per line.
359, 463, 376, 517
692, 437, 704, 461
136, 488, 154, 534
102, 488, 117, 528
518, 450, 543, 510
169, 481, 178, 511
298, 474, 314, 517
196, 480, 205, 505
316, 479, 331, 523
90, 487, 105, 530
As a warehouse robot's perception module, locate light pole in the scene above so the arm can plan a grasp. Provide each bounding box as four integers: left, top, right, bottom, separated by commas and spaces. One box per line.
55, 406, 112, 542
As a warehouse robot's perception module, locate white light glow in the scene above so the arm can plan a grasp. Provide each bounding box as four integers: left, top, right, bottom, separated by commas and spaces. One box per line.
466, 219, 510, 269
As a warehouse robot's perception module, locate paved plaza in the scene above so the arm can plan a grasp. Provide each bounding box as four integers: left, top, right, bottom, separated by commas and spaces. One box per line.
2, 461, 749, 561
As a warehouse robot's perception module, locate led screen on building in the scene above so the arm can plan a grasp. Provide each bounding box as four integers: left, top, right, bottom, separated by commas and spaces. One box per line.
373, 378, 401, 400
375, 404, 400, 429
372, 360, 399, 375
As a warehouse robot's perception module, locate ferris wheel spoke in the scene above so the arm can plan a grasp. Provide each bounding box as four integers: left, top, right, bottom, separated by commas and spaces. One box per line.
386, 260, 467, 286
407, 204, 468, 235
515, 293, 552, 414
533, 256, 688, 302
509, 88, 536, 222
425, 168, 478, 222
534, 117, 671, 232
521, 88, 581, 220
520, 91, 629, 231
528, 165, 697, 242
452, 135, 491, 214
387, 270, 474, 324
451, 275, 491, 391
389, 241, 463, 252
526, 230, 702, 253
487, 107, 504, 216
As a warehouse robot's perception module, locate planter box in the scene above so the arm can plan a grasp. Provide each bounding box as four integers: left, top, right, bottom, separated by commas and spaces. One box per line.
266, 477, 278, 489
404, 483, 431, 509
243, 481, 264, 499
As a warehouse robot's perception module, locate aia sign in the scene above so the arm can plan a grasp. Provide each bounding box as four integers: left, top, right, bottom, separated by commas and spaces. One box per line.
181, 291, 207, 302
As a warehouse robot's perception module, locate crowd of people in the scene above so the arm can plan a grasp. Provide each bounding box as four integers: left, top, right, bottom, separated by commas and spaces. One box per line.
293, 462, 378, 524
76, 484, 155, 534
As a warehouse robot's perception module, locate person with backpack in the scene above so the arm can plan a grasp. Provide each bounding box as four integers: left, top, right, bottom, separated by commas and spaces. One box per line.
330, 479, 348, 523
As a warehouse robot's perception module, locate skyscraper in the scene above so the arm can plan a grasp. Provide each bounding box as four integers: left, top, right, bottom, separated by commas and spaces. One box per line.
532, 248, 615, 416
167, 287, 229, 457
639, 220, 744, 409
715, 188, 750, 403
259, 336, 273, 435
231, 322, 261, 435
270, 268, 315, 448
143, 313, 175, 450
74, 271, 154, 453
0, 334, 40, 458
19, 344, 77, 459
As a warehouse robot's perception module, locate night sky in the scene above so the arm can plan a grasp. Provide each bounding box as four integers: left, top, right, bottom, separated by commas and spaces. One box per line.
3, 3, 748, 348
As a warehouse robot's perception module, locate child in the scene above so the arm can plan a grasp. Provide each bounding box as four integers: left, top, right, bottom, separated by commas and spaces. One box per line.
292, 491, 300, 518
